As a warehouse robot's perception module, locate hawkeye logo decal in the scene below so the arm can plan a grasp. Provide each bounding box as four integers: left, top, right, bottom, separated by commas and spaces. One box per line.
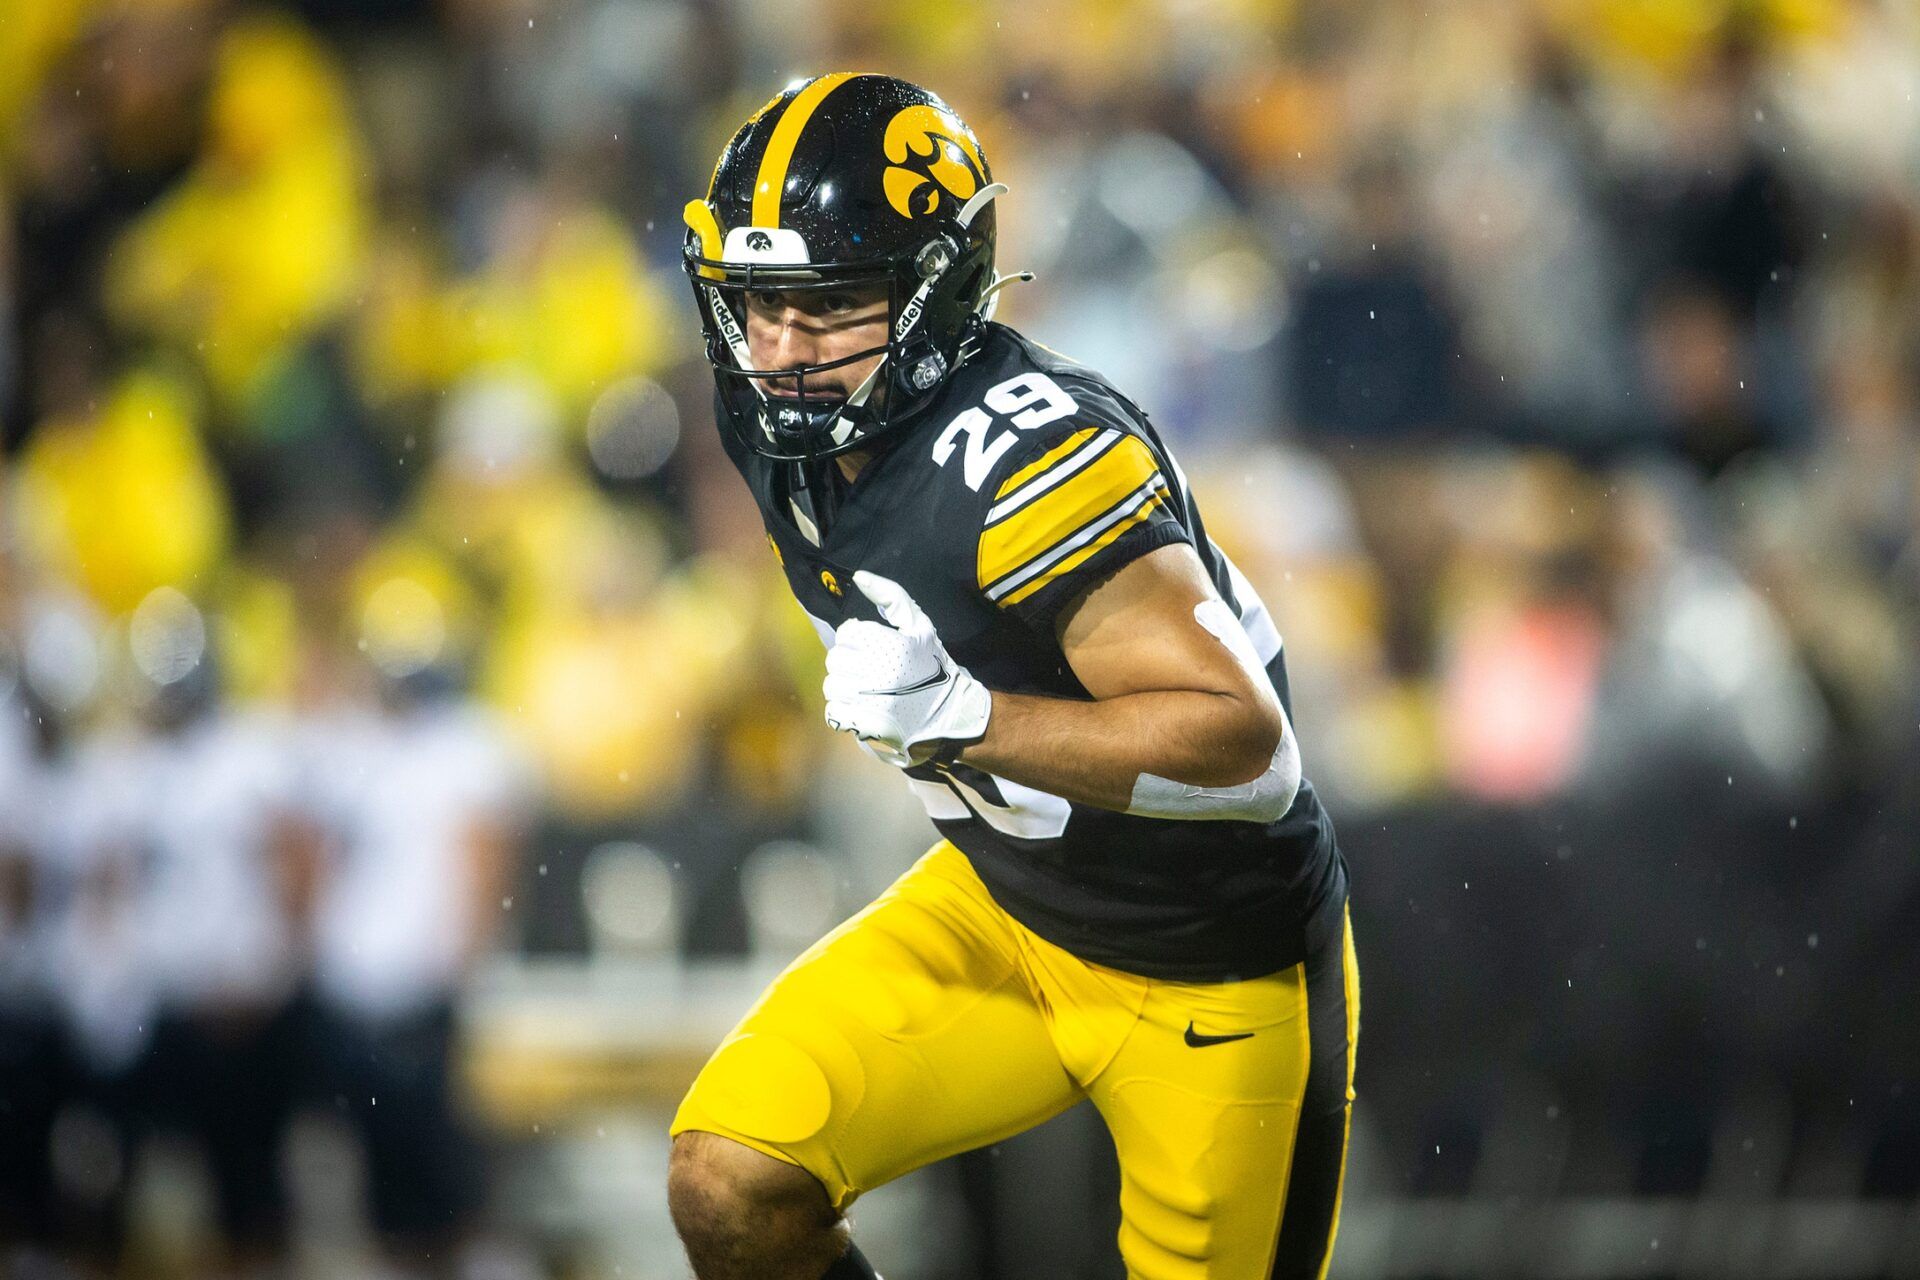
882, 104, 986, 220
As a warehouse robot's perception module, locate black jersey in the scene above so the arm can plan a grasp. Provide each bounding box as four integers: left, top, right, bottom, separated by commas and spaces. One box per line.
723, 323, 1347, 981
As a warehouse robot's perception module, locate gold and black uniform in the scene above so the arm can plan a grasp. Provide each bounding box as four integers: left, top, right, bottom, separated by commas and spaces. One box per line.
676, 323, 1358, 1278
674, 71, 1358, 1280
742, 323, 1345, 982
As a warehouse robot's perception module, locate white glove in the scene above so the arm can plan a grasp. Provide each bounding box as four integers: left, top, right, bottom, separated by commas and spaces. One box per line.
823, 571, 992, 768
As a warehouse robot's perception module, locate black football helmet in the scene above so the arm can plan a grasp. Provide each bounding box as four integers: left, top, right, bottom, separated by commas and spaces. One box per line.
684, 73, 1011, 461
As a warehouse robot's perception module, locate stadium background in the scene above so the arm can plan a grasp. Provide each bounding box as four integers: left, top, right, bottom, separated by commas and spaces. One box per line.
3, 0, 1919, 1276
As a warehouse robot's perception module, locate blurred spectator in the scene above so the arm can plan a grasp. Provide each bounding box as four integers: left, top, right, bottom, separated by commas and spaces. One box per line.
103, 14, 368, 413
1802, 343, 1920, 584
1579, 464, 1831, 799
0, 633, 61, 1252
1729, 343, 1920, 773
124, 634, 312, 1277
13, 365, 230, 614
301, 662, 532, 1274
1421, 24, 1637, 447
1650, 28, 1806, 324
1286, 153, 1465, 441
37, 692, 163, 1268
3, 3, 214, 447
1436, 456, 1610, 803
1634, 280, 1779, 476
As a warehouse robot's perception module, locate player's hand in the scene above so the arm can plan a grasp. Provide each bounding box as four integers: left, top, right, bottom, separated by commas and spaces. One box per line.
824, 571, 992, 768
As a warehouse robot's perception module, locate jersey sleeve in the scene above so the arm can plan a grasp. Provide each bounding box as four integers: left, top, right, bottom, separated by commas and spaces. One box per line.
974, 421, 1191, 629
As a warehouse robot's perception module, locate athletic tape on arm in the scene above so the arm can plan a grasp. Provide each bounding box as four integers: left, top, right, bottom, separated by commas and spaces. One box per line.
1124, 599, 1302, 823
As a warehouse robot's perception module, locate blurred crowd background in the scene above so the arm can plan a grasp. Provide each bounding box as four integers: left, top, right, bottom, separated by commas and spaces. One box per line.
2, 0, 1918, 1276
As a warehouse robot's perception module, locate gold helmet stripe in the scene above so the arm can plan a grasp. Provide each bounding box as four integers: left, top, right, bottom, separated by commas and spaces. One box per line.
752, 72, 860, 229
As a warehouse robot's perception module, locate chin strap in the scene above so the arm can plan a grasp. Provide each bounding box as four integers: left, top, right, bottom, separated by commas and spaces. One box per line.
824, 362, 884, 447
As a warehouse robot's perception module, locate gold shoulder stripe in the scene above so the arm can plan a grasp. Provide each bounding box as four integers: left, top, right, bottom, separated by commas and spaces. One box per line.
998, 488, 1171, 607
995, 427, 1100, 500
986, 428, 1124, 526
752, 72, 859, 229
977, 433, 1162, 593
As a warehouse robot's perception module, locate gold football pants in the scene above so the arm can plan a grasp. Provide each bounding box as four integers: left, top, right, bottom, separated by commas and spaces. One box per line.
672, 842, 1359, 1279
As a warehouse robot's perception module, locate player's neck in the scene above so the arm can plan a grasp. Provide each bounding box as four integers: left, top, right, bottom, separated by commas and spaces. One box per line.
836, 446, 876, 485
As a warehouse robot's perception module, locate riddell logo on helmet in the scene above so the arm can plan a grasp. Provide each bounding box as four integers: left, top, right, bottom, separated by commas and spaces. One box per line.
882, 105, 986, 219
894, 292, 927, 339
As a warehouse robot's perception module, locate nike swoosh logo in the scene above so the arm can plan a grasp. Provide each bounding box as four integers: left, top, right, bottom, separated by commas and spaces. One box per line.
875, 668, 950, 697
1184, 1021, 1254, 1048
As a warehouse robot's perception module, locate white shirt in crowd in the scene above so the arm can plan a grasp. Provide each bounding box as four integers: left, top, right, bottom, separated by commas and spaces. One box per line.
307, 700, 532, 1022
0, 687, 30, 857
19, 707, 305, 1068
0, 687, 48, 1009
39, 728, 164, 1072
138, 709, 304, 1012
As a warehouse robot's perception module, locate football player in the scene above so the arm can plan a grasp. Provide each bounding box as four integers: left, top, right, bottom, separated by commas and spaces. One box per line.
668, 74, 1357, 1280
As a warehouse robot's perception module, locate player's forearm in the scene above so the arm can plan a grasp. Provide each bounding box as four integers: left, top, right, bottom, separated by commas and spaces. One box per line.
956, 687, 1280, 813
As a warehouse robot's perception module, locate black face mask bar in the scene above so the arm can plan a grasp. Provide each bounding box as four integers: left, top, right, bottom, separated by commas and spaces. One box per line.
687, 265, 899, 461
687, 241, 964, 462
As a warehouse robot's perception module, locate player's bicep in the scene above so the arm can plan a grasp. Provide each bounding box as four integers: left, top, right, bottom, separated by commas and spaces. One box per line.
1055, 543, 1280, 712
1057, 543, 1298, 810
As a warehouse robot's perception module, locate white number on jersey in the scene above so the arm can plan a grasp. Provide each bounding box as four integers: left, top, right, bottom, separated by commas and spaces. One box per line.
983, 373, 1077, 430
930, 406, 1017, 491
903, 769, 1073, 840
931, 372, 1080, 490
